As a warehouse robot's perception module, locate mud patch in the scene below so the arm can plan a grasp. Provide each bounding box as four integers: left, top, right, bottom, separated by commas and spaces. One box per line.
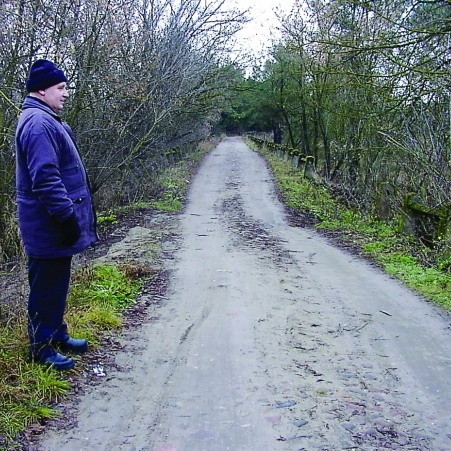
218, 193, 295, 267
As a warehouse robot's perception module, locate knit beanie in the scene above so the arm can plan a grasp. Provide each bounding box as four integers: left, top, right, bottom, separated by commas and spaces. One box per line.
25, 59, 68, 92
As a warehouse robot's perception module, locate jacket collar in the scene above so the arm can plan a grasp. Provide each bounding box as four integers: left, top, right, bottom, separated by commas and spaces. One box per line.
22, 95, 61, 122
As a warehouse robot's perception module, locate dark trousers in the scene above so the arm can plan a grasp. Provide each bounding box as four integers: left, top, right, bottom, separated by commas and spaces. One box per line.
28, 256, 72, 350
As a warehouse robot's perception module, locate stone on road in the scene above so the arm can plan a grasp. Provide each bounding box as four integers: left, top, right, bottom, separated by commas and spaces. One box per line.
37, 137, 451, 450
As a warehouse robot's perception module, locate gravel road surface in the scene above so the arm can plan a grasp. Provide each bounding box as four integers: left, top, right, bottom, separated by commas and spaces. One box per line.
36, 137, 451, 450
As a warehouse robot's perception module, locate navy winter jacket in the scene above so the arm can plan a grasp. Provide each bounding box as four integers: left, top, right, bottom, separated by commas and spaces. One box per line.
15, 96, 98, 258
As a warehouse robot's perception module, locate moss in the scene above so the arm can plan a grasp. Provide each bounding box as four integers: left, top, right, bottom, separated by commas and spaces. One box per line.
400, 193, 450, 245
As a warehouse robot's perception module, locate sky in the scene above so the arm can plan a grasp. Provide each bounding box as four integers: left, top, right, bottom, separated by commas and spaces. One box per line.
232, 0, 295, 61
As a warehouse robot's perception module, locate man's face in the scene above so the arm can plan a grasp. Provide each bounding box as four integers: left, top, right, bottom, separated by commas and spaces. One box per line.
41, 82, 69, 113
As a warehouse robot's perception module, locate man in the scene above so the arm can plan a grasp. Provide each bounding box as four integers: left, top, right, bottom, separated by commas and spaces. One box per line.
15, 59, 98, 370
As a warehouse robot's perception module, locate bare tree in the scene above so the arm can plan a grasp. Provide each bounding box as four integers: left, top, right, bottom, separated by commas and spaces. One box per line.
270, 0, 450, 215
0, 0, 247, 260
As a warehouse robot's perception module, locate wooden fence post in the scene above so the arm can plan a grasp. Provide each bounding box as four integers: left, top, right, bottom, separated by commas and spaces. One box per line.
400, 193, 450, 247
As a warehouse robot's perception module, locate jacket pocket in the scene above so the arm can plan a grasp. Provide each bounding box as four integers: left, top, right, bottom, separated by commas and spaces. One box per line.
60, 164, 84, 192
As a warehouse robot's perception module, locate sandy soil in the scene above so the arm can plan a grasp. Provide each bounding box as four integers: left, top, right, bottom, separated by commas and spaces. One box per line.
30, 137, 451, 450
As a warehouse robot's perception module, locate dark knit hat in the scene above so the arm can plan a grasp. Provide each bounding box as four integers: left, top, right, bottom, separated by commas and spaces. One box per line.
25, 59, 68, 92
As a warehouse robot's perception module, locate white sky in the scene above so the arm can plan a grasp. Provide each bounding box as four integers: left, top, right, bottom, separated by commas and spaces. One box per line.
232, 0, 295, 61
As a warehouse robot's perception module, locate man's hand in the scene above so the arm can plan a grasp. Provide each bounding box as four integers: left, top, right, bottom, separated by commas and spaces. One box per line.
61, 213, 81, 246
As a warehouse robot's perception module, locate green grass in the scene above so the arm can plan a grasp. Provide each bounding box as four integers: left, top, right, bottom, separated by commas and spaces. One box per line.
152, 197, 183, 212
0, 262, 144, 446
0, 331, 71, 443
252, 141, 450, 310
65, 263, 144, 345
97, 213, 119, 226
151, 167, 187, 212
150, 142, 212, 212
379, 252, 450, 308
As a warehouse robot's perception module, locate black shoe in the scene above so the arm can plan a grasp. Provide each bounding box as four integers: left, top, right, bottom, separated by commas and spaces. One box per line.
31, 348, 75, 371
54, 337, 88, 354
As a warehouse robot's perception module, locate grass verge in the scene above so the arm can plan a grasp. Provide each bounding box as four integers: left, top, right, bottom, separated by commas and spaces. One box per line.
253, 142, 450, 310
150, 140, 214, 212
0, 262, 143, 448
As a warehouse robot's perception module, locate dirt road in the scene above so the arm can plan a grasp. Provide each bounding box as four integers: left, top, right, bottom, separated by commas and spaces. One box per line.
36, 137, 451, 450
